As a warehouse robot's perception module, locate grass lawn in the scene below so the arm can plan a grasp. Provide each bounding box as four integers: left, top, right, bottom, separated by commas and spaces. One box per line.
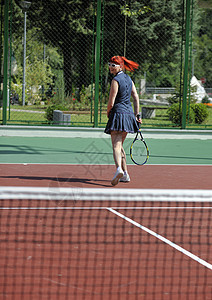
1, 105, 212, 129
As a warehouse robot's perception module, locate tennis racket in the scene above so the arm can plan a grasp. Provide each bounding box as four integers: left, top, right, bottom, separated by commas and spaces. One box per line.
130, 125, 149, 165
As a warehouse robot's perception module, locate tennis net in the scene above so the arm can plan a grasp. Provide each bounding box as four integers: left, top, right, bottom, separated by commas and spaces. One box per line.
0, 187, 212, 300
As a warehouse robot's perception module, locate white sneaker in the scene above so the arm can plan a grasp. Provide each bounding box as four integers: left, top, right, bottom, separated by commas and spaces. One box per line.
119, 172, 130, 182
111, 167, 124, 186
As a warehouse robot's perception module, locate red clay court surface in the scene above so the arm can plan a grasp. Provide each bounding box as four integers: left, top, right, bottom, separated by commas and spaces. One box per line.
0, 164, 212, 299
0, 163, 212, 189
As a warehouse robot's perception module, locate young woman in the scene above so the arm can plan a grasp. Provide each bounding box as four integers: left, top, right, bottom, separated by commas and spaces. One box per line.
104, 56, 142, 186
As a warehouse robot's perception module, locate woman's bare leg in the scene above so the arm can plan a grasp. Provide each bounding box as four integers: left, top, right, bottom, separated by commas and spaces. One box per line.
110, 131, 125, 185
121, 132, 128, 172
111, 131, 123, 168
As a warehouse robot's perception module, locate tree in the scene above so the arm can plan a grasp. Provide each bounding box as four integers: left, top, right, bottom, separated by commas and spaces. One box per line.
193, 8, 212, 87
102, 0, 186, 87
11, 0, 206, 96
11, 27, 55, 104
26, 0, 94, 94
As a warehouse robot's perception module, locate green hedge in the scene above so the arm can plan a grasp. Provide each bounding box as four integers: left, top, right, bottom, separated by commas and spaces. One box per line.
167, 103, 195, 125
45, 104, 69, 122
167, 103, 208, 125
190, 103, 209, 124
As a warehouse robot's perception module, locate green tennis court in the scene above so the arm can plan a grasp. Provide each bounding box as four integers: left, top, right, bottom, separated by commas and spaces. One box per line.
0, 128, 212, 165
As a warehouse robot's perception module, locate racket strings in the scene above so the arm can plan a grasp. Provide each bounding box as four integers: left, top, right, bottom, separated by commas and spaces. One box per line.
131, 139, 148, 165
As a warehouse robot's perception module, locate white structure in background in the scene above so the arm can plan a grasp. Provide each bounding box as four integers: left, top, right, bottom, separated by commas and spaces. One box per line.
190, 76, 211, 103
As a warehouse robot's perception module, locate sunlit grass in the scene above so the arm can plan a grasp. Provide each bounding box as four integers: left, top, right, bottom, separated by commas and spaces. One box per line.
2, 105, 212, 128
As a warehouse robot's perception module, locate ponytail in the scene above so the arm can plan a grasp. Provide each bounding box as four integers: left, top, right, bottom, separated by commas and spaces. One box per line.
121, 56, 139, 72
109, 56, 139, 72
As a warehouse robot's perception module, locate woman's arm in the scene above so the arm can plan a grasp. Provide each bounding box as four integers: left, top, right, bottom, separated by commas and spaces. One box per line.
107, 79, 119, 117
131, 81, 142, 122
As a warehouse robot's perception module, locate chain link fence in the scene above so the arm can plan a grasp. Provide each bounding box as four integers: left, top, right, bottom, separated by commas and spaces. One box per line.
1, 0, 96, 126
1, 0, 212, 128
98, 0, 185, 128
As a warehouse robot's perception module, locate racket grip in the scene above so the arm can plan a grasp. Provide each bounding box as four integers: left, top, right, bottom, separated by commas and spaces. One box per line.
136, 114, 141, 129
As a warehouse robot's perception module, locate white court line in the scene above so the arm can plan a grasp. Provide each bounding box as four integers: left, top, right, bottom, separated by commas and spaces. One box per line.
108, 208, 212, 271
1, 126, 212, 139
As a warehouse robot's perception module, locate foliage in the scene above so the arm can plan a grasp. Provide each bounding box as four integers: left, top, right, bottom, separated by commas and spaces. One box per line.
190, 103, 209, 124
167, 102, 209, 125
26, 0, 94, 92
193, 9, 212, 87
13, 0, 189, 92
202, 95, 210, 104
166, 84, 198, 106
167, 103, 195, 125
193, 34, 212, 87
78, 85, 92, 108
8, 0, 211, 113
45, 104, 69, 122
167, 94, 179, 105
10, 23, 60, 104
11, 80, 23, 105
102, 0, 186, 87
120, 3, 152, 17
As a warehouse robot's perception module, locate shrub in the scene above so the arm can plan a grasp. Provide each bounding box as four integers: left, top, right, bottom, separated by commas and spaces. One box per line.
190, 103, 209, 124
167, 103, 195, 125
45, 104, 69, 122
167, 94, 179, 105
167, 103, 209, 125
202, 96, 210, 104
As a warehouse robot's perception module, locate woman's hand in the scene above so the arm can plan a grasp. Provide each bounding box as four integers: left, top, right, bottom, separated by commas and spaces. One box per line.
136, 114, 142, 123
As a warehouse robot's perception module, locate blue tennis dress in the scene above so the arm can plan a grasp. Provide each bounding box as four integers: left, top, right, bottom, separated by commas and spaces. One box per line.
104, 71, 139, 134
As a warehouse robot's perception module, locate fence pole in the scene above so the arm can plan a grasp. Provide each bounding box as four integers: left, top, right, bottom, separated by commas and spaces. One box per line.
2, 0, 9, 125
182, 0, 191, 129
94, 0, 101, 127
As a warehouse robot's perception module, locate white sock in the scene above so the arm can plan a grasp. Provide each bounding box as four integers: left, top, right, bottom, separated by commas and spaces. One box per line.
117, 166, 123, 173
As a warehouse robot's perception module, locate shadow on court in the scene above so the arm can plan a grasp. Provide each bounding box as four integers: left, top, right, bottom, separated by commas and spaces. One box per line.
0, 145, 42, 155
0, 175, 112, 188
149, 154, 212, 162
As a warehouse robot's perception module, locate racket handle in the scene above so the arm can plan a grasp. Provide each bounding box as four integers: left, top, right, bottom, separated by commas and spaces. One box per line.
136, 114, 141, 129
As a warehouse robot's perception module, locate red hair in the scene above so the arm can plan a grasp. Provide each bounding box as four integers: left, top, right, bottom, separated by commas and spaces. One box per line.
109, 56, 139, 72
